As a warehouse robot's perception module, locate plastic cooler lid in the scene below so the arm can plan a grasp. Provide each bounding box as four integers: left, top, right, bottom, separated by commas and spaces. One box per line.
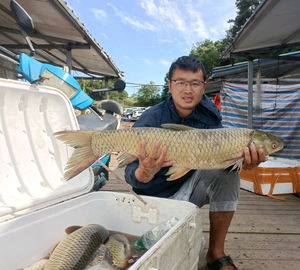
0, 79, 94, 223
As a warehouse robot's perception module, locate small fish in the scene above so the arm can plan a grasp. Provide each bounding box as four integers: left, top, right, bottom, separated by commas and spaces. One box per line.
87, 245, 111, 267
44, 224, 109, 270
23, 259, 48, 270
105, 234, 131, 269
54, 124, 284, 181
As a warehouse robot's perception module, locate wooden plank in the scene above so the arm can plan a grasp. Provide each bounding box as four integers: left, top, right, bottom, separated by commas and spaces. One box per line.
200, 213, 300, 227
224, 233, 300, 242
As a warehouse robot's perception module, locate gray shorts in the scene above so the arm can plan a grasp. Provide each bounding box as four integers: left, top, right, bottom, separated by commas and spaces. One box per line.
169, 169, 240, 212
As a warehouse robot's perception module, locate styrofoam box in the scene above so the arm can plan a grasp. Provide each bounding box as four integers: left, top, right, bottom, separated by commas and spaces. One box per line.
0, 79, 202, 270
240, 157, 300, 195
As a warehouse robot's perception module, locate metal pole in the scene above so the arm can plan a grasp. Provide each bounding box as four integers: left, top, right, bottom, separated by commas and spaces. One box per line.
248, 59, 253, 128
105, 78, 108, 100
66, 49, 72, 74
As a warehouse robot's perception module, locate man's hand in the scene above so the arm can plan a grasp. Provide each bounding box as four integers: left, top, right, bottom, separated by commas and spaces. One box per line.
242, 144, 268, 170
135, 139, 176, 183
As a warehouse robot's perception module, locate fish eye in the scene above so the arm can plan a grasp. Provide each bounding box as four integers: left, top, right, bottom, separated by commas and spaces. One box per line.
271, 142, 277, 149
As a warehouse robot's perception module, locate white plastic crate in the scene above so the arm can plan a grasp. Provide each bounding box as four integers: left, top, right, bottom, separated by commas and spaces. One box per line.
0, 79, 202, 270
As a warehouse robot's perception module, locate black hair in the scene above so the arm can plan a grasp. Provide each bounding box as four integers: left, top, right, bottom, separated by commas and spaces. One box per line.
168, 56, 207, 81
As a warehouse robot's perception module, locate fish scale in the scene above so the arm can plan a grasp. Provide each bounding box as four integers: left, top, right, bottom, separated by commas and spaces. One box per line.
54, 124, 284, 181
92, 127, 251, 169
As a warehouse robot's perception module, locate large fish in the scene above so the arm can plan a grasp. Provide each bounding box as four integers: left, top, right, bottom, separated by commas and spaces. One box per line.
54, 124, 284, 181
44, 224, 109, 270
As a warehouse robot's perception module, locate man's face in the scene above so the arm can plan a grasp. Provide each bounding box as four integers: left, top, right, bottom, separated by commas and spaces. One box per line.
168, 68, 207, 118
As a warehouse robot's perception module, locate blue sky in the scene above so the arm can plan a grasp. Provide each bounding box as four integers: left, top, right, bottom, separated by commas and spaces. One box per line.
67, 0, 237, 96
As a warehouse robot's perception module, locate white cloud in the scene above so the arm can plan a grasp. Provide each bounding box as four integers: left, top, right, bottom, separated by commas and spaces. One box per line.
158, 39, 173, 44
160, 60, 170, 66
107, 3, 157, 31
90, 8, 107, 22
209, 27, 219, 37
106, 0, 237, 44
124, 56, 134, 62
101, 33, 108, 39
140, 0, 208, 44
141, 58, 152, 65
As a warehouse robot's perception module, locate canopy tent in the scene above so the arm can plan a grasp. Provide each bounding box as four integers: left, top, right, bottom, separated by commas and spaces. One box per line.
0, 0, 123, 79
220, 0, 300, 128
221, 82, 300, 160
221, 0, 300, 60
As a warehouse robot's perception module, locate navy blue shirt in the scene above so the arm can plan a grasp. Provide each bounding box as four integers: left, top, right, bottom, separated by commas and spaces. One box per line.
124, 94, 223, 198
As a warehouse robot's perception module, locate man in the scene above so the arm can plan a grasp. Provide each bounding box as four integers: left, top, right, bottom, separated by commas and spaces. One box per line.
125, 56, 266, 270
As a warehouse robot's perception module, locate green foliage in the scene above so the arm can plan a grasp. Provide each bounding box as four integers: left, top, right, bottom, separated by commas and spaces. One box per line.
134, 81, 161, 106
78, 79, 106, 101
77, 79, 129, 103
227, 0, 260, 40
190, 39, 231, 74
161, 72, 171, 101
108, 90, 128, 103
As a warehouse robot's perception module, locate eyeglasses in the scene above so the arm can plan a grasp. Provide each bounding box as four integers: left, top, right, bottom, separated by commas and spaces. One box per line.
170, 79, 205, 90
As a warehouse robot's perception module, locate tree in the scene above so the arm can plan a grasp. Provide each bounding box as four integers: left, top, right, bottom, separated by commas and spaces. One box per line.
227, 0, 260, 40
78, 79, 106, 101
135, 82, 161, 106
108, 90, 129, 102
161, 72, 171, 101
78, 79, 129, 103
190, 39, 229, 75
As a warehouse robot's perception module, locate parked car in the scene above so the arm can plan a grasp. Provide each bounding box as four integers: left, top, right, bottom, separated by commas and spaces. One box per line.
132, 107, 146, 111
122, 108, 130, 116
123, 108, 133, 119
132, 110, 144, 120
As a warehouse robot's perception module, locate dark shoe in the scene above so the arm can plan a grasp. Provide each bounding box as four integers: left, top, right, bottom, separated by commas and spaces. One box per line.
207, 256, 238, 270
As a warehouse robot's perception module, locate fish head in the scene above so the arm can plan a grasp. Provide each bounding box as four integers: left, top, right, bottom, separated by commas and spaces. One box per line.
250, 130, 284, 155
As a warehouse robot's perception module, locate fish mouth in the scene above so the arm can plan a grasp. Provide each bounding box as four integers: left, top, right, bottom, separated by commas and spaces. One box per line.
278, 143, 284, 151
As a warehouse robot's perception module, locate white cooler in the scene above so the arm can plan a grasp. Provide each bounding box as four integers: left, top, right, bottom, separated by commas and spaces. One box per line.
0, 79, 202, 270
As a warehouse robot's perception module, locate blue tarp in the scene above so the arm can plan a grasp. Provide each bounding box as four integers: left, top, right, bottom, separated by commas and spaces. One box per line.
221, 83, 300, 159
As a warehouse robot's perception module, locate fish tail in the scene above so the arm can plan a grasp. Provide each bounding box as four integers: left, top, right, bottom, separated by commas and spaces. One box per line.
54, 130, 100, 180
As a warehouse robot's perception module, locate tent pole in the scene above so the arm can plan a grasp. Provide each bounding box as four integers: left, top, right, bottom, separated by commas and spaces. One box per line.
66, 49, 72, 74
105, 78, 108, 99
248, 59, 254, 128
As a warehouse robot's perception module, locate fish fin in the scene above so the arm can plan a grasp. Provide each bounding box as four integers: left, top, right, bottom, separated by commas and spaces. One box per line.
49, 241, 60, 256
124, 243, 131, 259
117, 151, 137, 167
65, 225, 82, 235
221, 156, 244, 173
54, 130, 100, 180
166, 166, 191, 181
161, 123, 194, 131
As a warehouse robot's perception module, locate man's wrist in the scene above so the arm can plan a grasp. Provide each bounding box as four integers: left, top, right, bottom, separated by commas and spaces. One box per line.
135, 167, 153, 183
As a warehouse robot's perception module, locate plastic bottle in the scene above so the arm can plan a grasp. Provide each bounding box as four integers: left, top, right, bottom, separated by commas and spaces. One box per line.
135, 217, 179, 250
